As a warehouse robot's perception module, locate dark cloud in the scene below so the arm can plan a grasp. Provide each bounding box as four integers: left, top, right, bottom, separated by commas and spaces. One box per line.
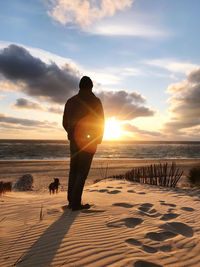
0, 113, 57, 128
164, 67, 200, 133
12, 97, 63, 114
47, 106, 63, 114
97, 90, 155, 120
122, 123, 162, 137
0, 44, 155, 120
0, 45, 80, 104
12, 98, 44, 110
0, 122, 37, 131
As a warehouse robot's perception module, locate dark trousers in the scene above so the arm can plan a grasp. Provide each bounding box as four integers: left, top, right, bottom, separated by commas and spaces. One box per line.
68, 141, 95, 207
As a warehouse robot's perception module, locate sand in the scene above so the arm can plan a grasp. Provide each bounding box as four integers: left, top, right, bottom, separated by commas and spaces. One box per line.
1, 158, 200, 190
1, 159, 200, 266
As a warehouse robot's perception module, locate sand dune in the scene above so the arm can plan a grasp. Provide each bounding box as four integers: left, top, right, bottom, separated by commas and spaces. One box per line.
1, 178, 200, 267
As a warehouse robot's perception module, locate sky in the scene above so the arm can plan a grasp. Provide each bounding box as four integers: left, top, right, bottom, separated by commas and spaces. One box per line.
0, 0, 200, 141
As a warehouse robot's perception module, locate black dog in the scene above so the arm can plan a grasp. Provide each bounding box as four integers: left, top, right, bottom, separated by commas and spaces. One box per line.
49, 178, 60, 194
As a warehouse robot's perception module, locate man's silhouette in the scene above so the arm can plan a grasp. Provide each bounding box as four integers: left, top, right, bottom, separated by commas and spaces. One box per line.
63, 76, 104, 211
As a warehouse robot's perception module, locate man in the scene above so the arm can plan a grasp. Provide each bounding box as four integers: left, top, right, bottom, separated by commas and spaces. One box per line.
63, 76, 104, 211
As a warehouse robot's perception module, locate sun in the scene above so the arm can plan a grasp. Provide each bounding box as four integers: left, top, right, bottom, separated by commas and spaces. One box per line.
103, 118, 122, 140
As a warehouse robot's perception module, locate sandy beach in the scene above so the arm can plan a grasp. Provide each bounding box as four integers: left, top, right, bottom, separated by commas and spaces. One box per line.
1, 158, 200, 191
1, 159, 200, 267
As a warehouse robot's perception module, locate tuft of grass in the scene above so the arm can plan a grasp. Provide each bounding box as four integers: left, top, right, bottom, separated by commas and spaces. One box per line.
98, 163, 109, 180
188, 166, 200, 185
40, 204, 43, 221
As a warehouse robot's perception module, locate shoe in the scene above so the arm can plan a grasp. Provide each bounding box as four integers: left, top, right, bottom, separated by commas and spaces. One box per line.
67, 203, 72, 209
81, 203, 91, 209
72, 203, 91, 211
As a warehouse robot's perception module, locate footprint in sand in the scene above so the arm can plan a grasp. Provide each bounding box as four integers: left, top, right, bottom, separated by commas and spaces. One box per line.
127, 190, 135, 193
142, 245, 158, 254
124, 218, 143, 228
168, 208, 176, 213
125, 236, 172, 254
160, 202, 176, 207
181, 207, 195, 212
98, 189, 108, 193
139, 210, 161, 218
89, 189, 99, 192
160, 222, 194, 237
107, 217, 143, 228
145, 231, 177, 241
138, 203, 153, 212
134, 260, 162, 267
125, 238, 142, 246
160, 213, 180, 221
107, 190, 121, 194
159, 245, 172, 252
112, 202, 134, 208
148, 209, 157, 214
138, 207, 150, 212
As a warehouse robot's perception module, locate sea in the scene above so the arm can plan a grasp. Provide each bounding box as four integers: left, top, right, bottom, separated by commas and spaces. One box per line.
0, 139, 200, 160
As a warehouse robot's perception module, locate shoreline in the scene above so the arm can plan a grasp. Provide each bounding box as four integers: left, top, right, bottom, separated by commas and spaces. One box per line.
1, 157, 200, 162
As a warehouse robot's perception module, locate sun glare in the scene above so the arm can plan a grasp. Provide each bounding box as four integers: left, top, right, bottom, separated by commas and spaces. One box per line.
103, 118, 122, 140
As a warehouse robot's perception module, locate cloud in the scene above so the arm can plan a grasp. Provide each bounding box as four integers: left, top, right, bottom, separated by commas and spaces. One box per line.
122, 67, 144, 76
0, 44, 80, 104
146, 58, 198, 74
47, 106, 63, 114
122, 123, 163, 137
0, 79, 23, 92
12, 98, 63, 114
0, 94, 6, 100
0, 122, 39, 132
0, 113, 57, 127
0, 40, 78, 68
86, 70, 121, 86
47, 0, 133, 27
0, 44, 155, 121
164, 67, 200, 134
88, 21, 168, 38
46, 0, 169, 39
85, 66, 143, 87
11, 91, 154, 120
12, 98, 44, 110
97, 90, 155, 120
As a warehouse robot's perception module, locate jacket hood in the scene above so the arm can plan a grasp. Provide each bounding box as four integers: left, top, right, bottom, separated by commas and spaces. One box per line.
78, 89, 95, 100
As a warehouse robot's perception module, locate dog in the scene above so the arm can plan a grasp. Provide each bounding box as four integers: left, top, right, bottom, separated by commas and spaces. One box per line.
49, 178, 60, 194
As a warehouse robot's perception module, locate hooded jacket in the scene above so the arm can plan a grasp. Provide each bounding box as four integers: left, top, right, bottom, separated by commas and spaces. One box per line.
63, 89, 104, 147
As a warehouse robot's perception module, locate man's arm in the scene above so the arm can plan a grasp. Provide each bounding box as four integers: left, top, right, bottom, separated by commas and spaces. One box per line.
62, 101, 69, 133
96, 99, 105, 144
